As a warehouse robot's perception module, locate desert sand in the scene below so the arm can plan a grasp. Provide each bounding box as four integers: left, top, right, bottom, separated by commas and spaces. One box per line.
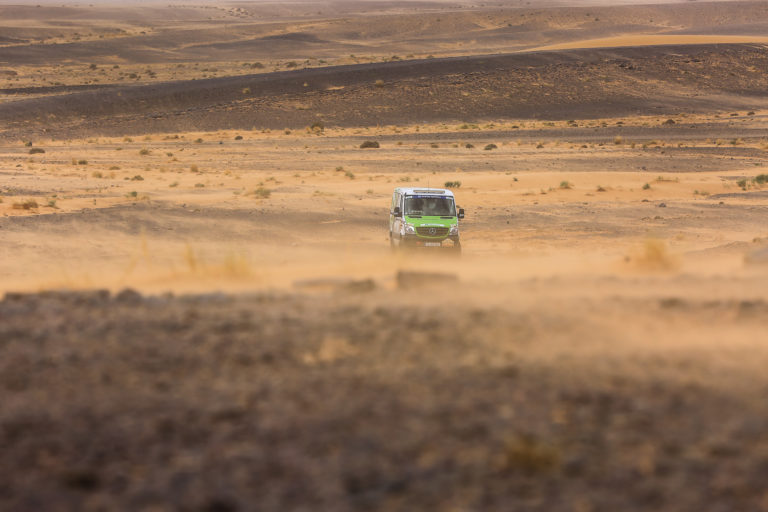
2, 1, 768, 511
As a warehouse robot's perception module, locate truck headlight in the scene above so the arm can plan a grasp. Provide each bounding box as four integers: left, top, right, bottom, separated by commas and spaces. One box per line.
405, 223, 416, 234
449, 224, 459, 235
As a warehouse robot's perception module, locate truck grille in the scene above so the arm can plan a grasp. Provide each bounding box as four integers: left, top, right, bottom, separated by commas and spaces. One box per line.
416, 226, 449, 237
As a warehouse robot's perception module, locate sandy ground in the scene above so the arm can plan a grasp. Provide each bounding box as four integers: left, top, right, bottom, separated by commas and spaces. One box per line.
3, 1, 768, 510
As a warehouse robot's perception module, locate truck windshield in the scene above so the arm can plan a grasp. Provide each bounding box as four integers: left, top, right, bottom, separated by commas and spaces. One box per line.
404, 196, 455, 216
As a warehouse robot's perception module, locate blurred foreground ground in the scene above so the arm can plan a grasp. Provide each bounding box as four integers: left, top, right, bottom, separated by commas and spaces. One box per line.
2, 276, 768, 511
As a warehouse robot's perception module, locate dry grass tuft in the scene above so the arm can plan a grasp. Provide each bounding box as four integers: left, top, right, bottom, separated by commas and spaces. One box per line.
12, 199, 39, 210
633, 238, 679, 271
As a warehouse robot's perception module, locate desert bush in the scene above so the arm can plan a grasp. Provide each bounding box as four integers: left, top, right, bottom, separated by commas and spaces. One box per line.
596, 185, 606, 192
430, 143, 439, 148
663, 119, 675, 125
465, 143, 475, 149
47, 199, 57, 208
444, 181, 461, 188
536, 142, 545, 149
345, 170, 355, 179
253, 187, 271, 198
91, 171, 103, 178
754, 174, 768, 185
614, 136, 624, 145
484, 144, 497, 151
28, 148, 45, 154
109, 166, 120, 170
194, 183, 204, 188
190, 165, 199, 173
310, 121, 325, 132
131, 175, 144, 181
169, 181, 179, 188
139, 148, 151, 155
499, 436, 560, 476
374, 79, 384, 88
194, 138, 203, 144
77, 159, 88, 165
643, 183, 651, 190
242, 88, 251, 94
286, 61, 298, 68
24, 141, 33, 147
251, 62, 264, 69
12, 199, 38, 210
127, 191, 138, 198
737, 179, 748, 190
360, 141, 380, 149
234, 135, 243, 140
559, 181, 572, 189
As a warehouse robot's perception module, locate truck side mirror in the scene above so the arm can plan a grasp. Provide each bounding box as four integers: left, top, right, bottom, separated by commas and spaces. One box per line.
393, 206, 401, 217
458, 208, 465, 219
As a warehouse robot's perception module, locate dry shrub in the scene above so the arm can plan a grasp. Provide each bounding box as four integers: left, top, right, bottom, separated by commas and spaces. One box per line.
497, 436, 560, 476
12, 199, 38, 210
633, 238, 679, 271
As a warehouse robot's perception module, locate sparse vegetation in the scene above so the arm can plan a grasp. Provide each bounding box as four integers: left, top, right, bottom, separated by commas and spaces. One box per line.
12, 199, 38, 210
360, 141, 380, 149
484, 144, 497, 151
139, 148, 151, 155
253, 187, 271, 198
444, 181, 461, 188
559, 181, 572, 189
643, 183, 651, 190
345, 170, 355, 179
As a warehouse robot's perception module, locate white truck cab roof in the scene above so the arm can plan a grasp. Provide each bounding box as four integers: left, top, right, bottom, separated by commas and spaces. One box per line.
394, 187, 455, 198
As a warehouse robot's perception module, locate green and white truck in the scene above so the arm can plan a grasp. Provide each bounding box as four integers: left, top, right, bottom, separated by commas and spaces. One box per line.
389, 187, 464, 253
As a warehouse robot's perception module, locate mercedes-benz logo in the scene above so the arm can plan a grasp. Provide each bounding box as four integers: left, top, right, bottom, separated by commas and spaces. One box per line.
429, 228, 436, 235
